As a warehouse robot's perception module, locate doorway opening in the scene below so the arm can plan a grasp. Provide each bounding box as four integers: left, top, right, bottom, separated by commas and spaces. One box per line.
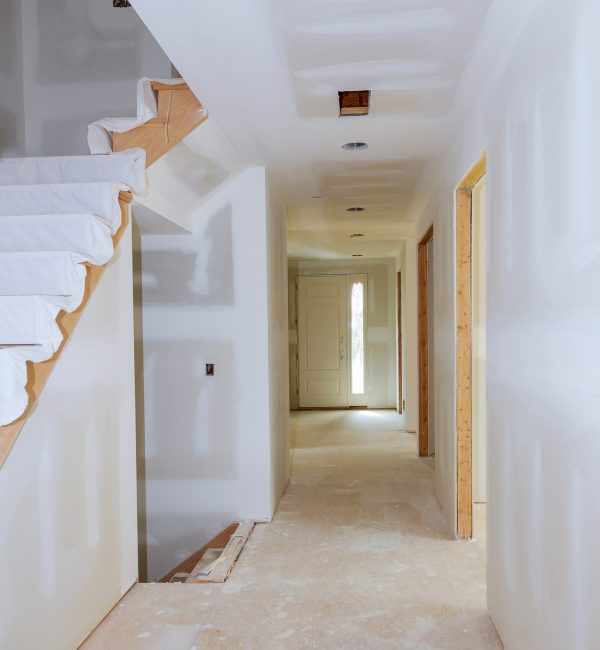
417, 226, 434, 457
455, 153, 487, 539
297, 274, 367, 409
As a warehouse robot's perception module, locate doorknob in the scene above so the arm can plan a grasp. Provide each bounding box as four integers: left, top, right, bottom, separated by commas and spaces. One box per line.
339, 336, 345, 360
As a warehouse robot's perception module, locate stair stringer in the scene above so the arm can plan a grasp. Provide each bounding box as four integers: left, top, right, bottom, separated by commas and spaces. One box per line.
0, 200, 138, 650
0, 192, 132, 468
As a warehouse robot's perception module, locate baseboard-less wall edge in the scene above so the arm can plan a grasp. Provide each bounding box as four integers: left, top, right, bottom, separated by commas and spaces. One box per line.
77, 579, 138, 648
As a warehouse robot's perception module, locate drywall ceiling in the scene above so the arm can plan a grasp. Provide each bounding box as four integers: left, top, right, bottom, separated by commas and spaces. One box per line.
131, 0, 492, 258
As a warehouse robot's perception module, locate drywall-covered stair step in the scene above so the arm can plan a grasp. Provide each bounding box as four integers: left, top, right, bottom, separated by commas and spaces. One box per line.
0, 296, 62, 347
0, 214, 114, 266
0, 349, 28, 427
0, 182, 126, 233
0, 149, 146, 195
0, 252, 87, 312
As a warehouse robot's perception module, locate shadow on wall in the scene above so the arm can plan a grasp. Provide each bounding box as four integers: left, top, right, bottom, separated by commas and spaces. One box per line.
0, 0, 21, 80
0, 107, 19, 154
141, 205, 234, 306
143, 340, 238, 480
158, 141, 231, 201
36, 0, 144, 82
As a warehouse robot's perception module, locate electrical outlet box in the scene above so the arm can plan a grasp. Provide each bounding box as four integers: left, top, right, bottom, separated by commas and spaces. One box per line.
205, 363, 214, 376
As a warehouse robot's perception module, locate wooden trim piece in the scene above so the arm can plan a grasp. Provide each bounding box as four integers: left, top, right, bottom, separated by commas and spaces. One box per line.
417, 226, 433, 457
458, 153, 486, 190
397, 271, 402, 414
159, 523, 238, 583
456, 189, 473, 538
0, 192, 132, 468
186, 521, 254, 583
150, 81, 190, 92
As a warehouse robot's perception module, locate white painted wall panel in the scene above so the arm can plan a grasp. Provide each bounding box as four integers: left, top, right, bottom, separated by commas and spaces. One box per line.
0, 222, 137, 650
411, 0, 600, 645
138, 168, 283, 581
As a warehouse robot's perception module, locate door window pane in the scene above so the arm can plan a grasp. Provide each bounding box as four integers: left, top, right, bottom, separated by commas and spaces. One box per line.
351, 281, 365, 394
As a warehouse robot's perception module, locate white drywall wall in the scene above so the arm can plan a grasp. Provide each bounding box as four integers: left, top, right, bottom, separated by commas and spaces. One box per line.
288, 258, 397, 410
397, 240, 418, 434
0, 0, 24, 155
410, 0, 600, 645
426, 238, 435, 455
137, 167, 288, 581
17, 0, 172, 156
137, 117, 244, 234
0, 223, 137, 650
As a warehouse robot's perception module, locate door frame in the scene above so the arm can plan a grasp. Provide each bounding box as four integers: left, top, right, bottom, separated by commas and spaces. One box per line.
417, 225, 433, 457
455, 153, 486, 539
296, 273, 368, 409
397, 271, 402, 414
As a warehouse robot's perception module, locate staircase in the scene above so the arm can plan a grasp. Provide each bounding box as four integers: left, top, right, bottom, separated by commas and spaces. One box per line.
0, 79, 206, 467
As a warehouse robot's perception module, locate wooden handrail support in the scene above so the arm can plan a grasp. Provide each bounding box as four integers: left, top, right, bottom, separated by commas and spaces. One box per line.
112, 82, 208, 167
0, 192, 133, 468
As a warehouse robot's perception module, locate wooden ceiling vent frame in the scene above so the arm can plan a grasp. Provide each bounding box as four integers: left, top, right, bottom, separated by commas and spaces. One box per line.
338, 90, 371, 117
417, 225, 433, 457
455, 152, 486, 539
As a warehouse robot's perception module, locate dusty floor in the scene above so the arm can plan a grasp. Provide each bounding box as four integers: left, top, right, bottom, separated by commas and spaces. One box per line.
84, 410, 502, 649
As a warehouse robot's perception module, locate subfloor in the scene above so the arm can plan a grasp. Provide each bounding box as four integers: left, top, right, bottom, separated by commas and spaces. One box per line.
83, 410, 502, 649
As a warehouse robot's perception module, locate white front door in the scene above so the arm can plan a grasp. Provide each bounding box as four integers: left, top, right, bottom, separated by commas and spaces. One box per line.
298, 275, 348, 408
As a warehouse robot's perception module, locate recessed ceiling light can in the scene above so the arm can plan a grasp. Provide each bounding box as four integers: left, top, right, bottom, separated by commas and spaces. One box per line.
350, 233, 364, 238
347, 207, 365, 212
352, 253, 364, 257
342, 142, 368, 151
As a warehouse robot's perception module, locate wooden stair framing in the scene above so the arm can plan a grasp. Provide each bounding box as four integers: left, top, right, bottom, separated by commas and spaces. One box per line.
160, 522, 255, 584
112, 82, 208, 167
186, 521, 254, 583
160, 523, 239, 583
0, 193, 132, 467
0, 78, 208, 468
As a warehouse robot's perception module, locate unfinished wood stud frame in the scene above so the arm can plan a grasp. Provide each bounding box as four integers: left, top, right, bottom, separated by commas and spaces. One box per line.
455, 153, 486, 539
418, 225, 433, 457
397, 271, 403, 414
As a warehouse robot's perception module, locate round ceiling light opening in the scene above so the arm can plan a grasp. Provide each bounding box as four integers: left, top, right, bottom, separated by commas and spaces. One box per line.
350, 233, 364, 238
347, 207, 365, 212
342, 142, 368, 151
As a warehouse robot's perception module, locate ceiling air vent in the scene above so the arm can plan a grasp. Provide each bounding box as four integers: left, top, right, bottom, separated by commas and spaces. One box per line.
342, 142, 368, 151
339, 90, 371, 117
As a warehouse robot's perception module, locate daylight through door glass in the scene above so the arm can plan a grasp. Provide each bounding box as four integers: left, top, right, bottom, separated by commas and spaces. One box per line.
351, 281, 365, 394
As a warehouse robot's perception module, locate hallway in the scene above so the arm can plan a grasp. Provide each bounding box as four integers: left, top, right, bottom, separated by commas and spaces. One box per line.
85, 411, 501, 649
